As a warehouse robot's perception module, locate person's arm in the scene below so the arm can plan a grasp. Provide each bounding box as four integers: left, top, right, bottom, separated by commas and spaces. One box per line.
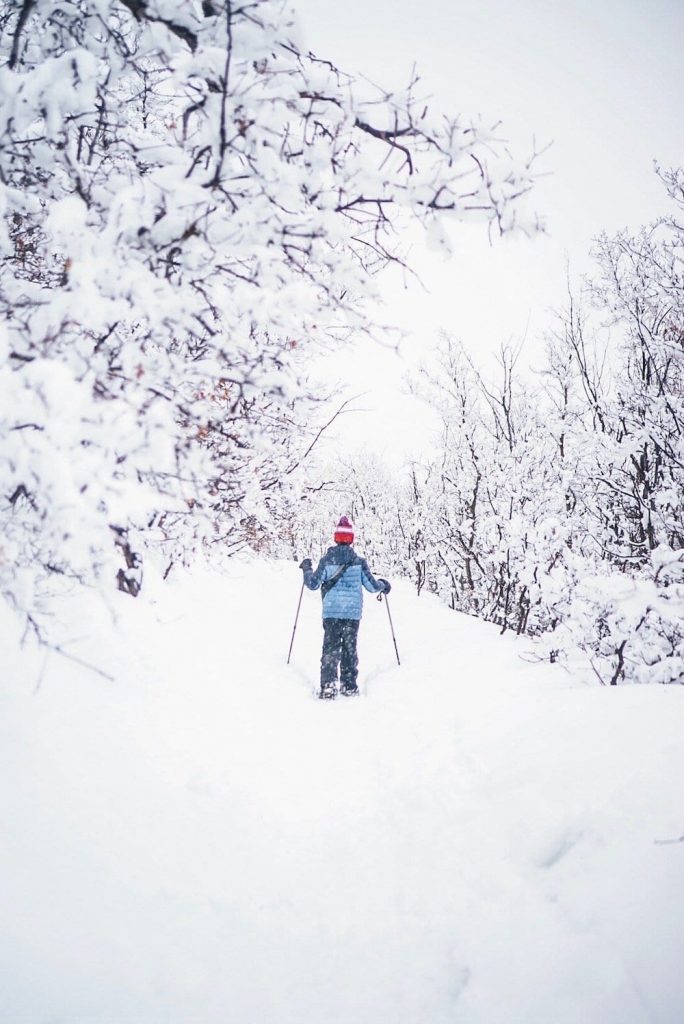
360, 559, 390, 594
300, 556, 326, 591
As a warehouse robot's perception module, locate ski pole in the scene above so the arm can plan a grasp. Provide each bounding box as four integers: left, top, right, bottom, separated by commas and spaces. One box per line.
380, 593, 400, 666
287, 581, 305, 664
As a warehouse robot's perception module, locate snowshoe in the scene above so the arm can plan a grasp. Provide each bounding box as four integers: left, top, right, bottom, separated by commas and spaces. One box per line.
340, 684, 359, 697
318, 685, 336, 700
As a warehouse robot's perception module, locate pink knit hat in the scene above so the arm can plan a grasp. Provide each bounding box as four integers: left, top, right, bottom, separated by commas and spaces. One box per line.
334, 516, 354, 544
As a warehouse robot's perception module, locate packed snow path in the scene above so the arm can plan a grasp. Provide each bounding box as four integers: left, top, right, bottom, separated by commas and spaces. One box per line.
3, 561, 684, 1024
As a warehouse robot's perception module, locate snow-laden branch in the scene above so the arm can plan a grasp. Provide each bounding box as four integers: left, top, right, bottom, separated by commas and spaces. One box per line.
0, 0, 540, 629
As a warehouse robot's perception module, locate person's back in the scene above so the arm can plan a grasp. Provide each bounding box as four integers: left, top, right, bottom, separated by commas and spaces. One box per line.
307, 542, 377, 620
299, 517, 391, 698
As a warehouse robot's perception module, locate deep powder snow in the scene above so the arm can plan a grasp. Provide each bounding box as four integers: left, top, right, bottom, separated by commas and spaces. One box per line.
2, 560, 684, 1023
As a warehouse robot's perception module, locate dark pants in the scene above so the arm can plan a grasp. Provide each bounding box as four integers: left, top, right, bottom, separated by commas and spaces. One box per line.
321, 618, 360, 691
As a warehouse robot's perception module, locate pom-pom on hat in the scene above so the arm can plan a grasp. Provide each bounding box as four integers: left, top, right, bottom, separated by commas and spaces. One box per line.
334, 516, 354, 545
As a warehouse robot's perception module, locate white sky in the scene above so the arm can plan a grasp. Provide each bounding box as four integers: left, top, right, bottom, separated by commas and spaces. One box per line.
295, 0, 684, 461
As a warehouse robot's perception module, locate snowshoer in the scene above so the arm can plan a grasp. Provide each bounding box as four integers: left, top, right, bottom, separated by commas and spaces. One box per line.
299, 516, 391, 699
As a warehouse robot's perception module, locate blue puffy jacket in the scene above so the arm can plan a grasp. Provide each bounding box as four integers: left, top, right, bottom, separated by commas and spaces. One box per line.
304, 544, 384, 620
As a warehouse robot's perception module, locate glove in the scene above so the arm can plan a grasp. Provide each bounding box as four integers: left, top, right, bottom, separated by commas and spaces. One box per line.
299, 558, 312, 571
377, 578, 391, 594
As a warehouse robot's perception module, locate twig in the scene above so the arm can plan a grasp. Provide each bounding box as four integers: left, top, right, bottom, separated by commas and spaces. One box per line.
24, 614, 115, 685
288, 395, 362, 470
9, 0, 36, 68
33, 649, 50, 695
48, 643, 116, 683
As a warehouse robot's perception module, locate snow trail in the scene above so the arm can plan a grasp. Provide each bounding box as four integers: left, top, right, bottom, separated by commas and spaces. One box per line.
2, 560, 684, 1023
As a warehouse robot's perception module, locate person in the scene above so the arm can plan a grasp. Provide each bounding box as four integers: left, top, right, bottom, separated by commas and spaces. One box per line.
299, 516, 391, 699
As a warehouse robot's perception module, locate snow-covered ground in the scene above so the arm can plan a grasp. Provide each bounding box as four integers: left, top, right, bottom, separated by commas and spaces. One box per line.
3, 559, 684, 1024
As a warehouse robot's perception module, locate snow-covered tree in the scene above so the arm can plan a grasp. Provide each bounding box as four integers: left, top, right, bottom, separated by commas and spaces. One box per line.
0, 0, 538, 633
405, 335, 568, 634
415, 171, 684, 682
332, 169, 683, 684
553, 168, 684, 683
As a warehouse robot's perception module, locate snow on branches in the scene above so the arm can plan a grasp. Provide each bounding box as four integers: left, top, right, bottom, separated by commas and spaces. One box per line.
293, 169, 684, 685
0, 0, 538, 629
